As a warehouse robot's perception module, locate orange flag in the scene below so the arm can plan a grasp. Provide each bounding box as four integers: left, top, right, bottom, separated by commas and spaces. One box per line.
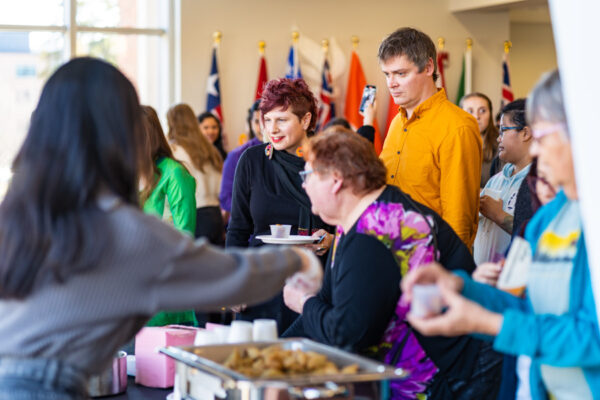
344, 51, 383, 154
385, 93, 399, 133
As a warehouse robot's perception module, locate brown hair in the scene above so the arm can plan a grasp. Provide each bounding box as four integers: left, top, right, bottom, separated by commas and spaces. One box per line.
378, 27, 438, 82
167, 103, 223, 173
306, 126, 387, 195
139, 105, 177, 203
459, 93, 499, 162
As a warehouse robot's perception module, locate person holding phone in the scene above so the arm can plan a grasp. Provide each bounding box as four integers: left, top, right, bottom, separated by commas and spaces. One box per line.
378, 28, 482, 249
403, 70, 600, 400
357, 85, 377, 144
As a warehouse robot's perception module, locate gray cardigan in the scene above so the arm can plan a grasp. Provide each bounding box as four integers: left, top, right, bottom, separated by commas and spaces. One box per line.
0, 196, 301, 375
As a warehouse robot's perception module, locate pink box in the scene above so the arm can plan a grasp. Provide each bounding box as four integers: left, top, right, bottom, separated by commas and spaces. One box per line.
135, 325, 200, 388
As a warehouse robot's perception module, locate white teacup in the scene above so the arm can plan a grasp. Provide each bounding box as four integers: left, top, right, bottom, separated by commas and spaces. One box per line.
252, 319, 278, 342
270, 224, 291, 238
228, 321, 253, 343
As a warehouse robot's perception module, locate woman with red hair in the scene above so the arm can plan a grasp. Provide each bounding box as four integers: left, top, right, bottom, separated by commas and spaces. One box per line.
226, 78, 334, 332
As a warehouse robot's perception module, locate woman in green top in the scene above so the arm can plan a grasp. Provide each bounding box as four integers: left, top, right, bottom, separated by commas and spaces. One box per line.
140, 105, 197, 326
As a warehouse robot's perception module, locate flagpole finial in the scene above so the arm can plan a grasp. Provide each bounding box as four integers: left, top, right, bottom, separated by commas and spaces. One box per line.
351, 35, 359, 50
258, 40, 266, 55
213, 31, 222, 45
504, 40, 512, 54
292, 31, 300, 44
321, 39, 329, 51
438, 37, 445, 50
466, 38, 473, 50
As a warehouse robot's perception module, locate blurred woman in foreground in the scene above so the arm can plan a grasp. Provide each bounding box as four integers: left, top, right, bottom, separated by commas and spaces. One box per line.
404, 70, 600, 400
0, 57, 320, 399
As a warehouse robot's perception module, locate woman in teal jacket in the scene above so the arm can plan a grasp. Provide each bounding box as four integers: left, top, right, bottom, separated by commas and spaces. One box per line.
402, 70, 600, 400
140, 105, 197, 326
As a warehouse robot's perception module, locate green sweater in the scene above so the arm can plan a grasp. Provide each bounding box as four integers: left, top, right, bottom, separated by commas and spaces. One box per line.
143, 157, 197, 326
143, 157, 196, 235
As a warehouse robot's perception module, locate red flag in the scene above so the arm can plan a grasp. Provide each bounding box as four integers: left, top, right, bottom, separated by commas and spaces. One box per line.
436, 51, 449, 90
255, 55, 268, 100
344, 51, 383, 154
385, 94, 399, 133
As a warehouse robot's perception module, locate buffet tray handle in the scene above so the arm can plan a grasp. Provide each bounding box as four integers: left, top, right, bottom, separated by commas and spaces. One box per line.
288, 382, 348, 399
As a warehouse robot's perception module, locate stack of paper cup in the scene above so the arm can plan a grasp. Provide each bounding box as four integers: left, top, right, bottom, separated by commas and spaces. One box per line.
252, 319, 278, 342
213, 326, 231, 344
194, 330, 218, 346
228, 321, 253, 343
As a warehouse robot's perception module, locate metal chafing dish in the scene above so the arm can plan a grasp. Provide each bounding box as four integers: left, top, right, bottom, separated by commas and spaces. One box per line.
160, 338, 408, 400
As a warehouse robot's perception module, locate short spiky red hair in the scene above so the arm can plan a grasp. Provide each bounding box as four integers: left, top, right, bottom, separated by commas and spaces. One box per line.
259, 78, 318, 132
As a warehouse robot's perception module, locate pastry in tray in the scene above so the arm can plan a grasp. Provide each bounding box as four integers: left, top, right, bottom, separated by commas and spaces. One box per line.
222, 345, 359, 378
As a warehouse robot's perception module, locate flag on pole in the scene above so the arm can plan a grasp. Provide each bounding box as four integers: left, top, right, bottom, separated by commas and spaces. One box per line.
455, 55, 466, 105
285, 43, 302, 79
455, 40, 472, 105
206, 46, 223, 121
436, 51, 449, 91
501, 43, 514, 108
316, 58, 335, 132
344, 50, 383, 154
255, 42, 268, 100
465, 39, 473, 95
385, 94, 399, 133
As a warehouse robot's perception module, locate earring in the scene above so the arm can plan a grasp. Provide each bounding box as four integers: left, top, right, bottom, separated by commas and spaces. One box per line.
264, 143, 273, 160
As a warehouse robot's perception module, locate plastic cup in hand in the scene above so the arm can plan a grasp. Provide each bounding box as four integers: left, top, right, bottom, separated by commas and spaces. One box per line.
481, 188, 502, 200
228, 321, 253, 343
270, 224, 291, 238
252, 319, 278, 342
410, 284, 443, 317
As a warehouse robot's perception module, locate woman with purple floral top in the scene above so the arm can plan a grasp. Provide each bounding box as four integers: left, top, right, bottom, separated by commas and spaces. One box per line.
282, 127, 502, 399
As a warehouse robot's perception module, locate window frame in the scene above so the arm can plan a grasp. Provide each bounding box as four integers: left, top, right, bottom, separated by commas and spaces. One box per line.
0, 0, 180, 110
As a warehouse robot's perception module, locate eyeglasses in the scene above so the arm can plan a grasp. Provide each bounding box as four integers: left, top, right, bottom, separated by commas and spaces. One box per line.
498, 125, 522, 137
299, 169, 314, 183
531, 123, 567, 140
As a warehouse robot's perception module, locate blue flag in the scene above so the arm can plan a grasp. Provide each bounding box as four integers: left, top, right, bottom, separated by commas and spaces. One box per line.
285, 45, 302, 79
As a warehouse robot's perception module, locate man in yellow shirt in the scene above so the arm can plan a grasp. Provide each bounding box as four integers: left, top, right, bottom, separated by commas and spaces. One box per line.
378, 28, 482, 248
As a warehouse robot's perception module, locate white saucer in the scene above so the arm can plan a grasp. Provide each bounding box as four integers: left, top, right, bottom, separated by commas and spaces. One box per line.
256, 235, 318, 245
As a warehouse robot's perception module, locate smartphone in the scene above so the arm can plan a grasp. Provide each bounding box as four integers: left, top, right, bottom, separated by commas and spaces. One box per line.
359, 84, 376, 113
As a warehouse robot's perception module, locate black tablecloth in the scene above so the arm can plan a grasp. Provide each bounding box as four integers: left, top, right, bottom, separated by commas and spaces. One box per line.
110, 376, 171, 400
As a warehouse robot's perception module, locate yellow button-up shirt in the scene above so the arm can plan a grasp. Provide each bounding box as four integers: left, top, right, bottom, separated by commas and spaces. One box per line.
380, 89, 482, 248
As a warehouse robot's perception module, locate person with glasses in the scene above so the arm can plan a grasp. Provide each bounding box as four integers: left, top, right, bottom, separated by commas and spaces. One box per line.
226, 78, 334, 333
403, 69, 600, 400
283, 126, 502, 400
473, 99, 533, 267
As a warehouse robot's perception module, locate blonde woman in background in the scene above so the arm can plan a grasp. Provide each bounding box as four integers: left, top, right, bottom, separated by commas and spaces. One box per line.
460, 93, 500, 188
167, 103, 225, 245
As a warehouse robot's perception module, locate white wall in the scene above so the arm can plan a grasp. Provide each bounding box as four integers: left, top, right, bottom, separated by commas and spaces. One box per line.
180, 0, 510, 149
510, 21, 557, 98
